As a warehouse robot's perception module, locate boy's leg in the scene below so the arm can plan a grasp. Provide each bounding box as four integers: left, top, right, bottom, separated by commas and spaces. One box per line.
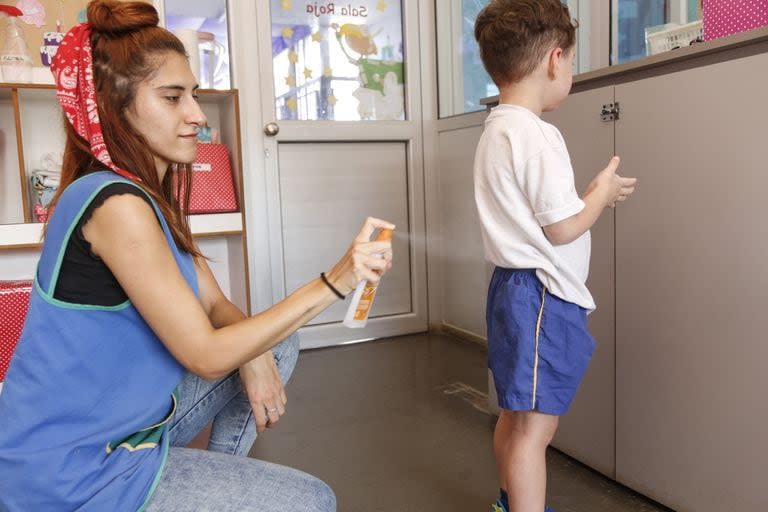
168, 333, 300, 454
494, 409, 559, 512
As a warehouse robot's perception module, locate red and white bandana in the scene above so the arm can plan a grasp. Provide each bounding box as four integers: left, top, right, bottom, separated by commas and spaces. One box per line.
51, 23, 140, 182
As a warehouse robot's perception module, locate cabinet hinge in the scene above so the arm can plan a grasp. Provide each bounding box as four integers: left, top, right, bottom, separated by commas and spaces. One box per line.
600, 102, 620, 122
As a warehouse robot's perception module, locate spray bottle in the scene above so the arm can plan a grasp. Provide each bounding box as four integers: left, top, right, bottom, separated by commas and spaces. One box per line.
0, 6, 32, 83
343, 228, 393, 328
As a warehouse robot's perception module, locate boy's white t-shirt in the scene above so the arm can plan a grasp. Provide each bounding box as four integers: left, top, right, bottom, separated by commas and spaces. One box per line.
474, 103, 595, 312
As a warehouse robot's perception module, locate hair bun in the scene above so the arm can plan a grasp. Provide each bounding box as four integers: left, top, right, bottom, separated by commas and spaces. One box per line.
88, 0, 159, 37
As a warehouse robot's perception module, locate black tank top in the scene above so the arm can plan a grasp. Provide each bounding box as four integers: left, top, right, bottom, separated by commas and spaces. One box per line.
53, 182, 155, 306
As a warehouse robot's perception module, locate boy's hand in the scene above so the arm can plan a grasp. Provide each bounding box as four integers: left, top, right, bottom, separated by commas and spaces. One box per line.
591, 156, 637, 208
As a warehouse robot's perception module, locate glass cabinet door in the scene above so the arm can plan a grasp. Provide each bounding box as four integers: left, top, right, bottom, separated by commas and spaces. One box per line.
611, 0, 703, 65
162, 0, 232, 89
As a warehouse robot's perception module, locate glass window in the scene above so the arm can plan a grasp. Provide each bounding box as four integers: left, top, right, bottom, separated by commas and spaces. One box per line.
612, 0, 704, 65
435, 0, 498, 118
611, 0, 768, 66
435, 0, 765, 114
436, 1, 583, 118
163, 0, 232, 89
269, 0, 406, 122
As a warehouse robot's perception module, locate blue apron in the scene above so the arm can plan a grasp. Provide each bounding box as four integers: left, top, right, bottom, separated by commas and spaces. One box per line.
0, 172, 198, 511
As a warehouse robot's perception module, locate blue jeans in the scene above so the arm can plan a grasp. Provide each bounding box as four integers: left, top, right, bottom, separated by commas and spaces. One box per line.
145, 334, 336, 511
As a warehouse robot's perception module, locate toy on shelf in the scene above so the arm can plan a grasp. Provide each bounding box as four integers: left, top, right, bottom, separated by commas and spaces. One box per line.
29, 152, 62, 223
41, 9, 65, 68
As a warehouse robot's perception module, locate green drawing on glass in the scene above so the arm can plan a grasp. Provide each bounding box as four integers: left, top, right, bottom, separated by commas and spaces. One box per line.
331, 22, 404, 120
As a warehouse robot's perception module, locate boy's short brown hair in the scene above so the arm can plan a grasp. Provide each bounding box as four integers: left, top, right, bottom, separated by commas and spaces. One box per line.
474, 0, 577, 86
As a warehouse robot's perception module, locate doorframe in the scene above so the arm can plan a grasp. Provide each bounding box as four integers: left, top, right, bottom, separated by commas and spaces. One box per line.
226, 1, 275, 314
232, 1, 429, 347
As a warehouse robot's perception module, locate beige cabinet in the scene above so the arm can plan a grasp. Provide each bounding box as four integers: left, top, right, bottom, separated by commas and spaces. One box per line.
543, 86, 617, 478
614, 52, 768, 511
543, 50, 768, 511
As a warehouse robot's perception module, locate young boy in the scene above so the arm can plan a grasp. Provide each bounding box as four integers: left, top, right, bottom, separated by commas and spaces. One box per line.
472, 1, 637, 511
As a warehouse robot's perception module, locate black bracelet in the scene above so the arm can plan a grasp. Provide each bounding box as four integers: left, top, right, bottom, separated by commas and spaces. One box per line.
320, 272, 345, 299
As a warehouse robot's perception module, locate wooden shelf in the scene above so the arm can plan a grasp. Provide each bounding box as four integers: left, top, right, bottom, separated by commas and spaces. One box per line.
188, 212, 243, 237
0, 223, 44, 249
0, 213, 243, 250
0, 82, 56, 90
0, 82, 237, 95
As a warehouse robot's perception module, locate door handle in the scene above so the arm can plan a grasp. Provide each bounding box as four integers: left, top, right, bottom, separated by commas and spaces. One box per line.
264, 122, 280, 137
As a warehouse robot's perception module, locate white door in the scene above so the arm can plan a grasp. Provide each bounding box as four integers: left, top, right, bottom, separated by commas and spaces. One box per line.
231, 1, 428, 349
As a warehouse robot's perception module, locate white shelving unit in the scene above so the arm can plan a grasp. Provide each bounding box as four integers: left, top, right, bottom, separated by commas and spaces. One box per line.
0, 83, 250, 312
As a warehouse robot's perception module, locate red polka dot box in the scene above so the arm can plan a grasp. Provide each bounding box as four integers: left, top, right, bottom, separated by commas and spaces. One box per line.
174, 143, 239, 214
0, 280, 32, 383
703, 0, 768, 41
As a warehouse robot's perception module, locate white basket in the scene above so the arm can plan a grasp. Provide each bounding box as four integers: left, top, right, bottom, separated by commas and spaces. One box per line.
646, 20, 703, 56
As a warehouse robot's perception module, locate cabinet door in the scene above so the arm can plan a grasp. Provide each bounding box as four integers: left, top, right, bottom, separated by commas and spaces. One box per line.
543, 86, 616, 478
615, 53, 768, 511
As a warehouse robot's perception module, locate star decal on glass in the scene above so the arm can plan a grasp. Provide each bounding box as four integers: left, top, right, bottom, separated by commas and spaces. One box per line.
285, 75, 296, 87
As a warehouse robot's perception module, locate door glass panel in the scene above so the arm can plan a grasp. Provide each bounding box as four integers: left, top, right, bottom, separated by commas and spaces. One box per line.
269, 0, 405, 121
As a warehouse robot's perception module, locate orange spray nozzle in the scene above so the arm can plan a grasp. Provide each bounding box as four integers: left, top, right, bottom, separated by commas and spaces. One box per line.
375, 228, 393, 242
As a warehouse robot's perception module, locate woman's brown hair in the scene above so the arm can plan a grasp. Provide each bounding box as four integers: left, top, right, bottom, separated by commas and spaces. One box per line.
48, 0, 200, 257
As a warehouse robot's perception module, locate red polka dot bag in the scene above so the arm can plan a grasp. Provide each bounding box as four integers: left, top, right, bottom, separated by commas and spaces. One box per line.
0, 281, 32, 382
174, 143, 239, 214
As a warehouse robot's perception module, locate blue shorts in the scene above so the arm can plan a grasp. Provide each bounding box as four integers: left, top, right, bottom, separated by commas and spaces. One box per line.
487, 268, 595, 416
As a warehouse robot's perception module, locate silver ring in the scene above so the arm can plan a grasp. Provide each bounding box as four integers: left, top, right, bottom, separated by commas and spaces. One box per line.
266, 407, 278, 413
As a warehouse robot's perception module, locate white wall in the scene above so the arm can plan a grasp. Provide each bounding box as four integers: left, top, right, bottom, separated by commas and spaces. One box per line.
435, 119, 492, 339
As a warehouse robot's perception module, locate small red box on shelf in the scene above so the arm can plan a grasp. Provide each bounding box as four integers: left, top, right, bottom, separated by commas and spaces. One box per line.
34, 203, 49, 223
703, 0, 768, 41
175, 143, 239, 214
0, 280, 32, 382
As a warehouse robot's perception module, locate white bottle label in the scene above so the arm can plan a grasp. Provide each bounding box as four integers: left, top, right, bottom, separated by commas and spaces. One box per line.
1, 54, 32, 64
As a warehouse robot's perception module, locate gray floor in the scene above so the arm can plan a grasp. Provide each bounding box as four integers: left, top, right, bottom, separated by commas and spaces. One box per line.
249, 333, 671, 512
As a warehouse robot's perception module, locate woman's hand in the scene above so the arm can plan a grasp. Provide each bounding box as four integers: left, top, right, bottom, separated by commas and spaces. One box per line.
239, 351, 287, 433
324, 217, 395, 296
